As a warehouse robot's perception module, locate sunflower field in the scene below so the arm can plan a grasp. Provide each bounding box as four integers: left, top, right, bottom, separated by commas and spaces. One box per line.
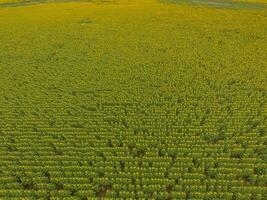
0, 0, 266, 199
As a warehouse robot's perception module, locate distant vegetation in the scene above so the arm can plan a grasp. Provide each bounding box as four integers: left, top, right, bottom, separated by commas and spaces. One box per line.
0, 0, 266, 199
161, 0, 266, 9
0, 0, 114, 7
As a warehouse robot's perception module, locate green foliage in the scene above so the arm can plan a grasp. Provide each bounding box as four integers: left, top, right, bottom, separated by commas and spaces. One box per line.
0, 0, 266, 199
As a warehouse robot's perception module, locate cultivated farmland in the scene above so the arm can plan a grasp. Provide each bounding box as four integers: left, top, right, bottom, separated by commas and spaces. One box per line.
0, 0, 266, 199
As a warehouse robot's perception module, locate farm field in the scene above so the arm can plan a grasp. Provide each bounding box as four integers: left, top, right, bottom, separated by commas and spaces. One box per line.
0, 0, 267, 199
